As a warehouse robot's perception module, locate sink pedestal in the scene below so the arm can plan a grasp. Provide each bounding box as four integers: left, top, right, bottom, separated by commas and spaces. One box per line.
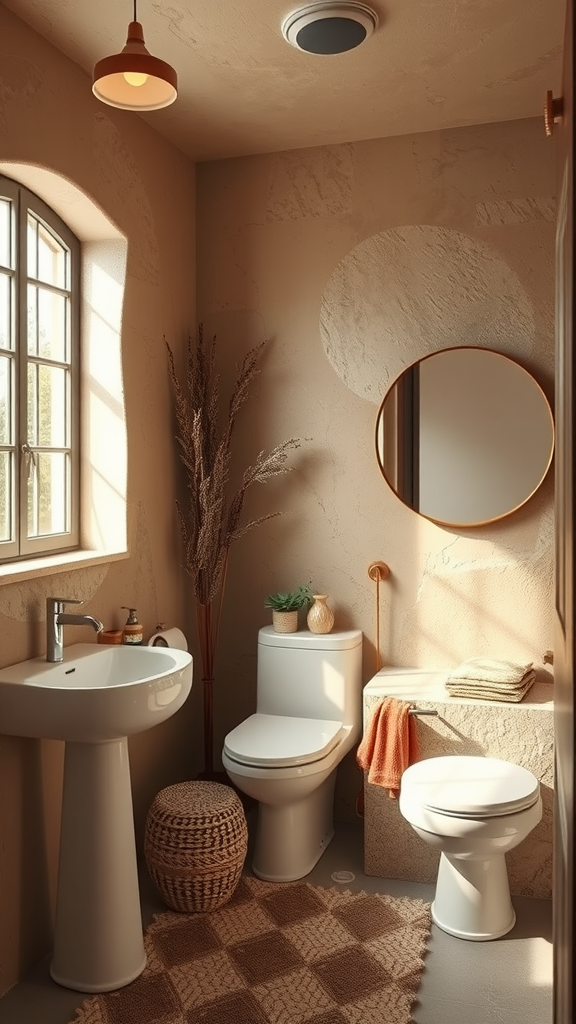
50, 739, 146, 992
0, 642, 193, 992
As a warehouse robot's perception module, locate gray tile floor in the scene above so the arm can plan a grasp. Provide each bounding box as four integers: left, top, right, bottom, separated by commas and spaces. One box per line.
0, 819, 553, 1024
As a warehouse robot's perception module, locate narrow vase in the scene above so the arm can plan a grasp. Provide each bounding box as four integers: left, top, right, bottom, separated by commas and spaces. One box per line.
307, 595, 334, 634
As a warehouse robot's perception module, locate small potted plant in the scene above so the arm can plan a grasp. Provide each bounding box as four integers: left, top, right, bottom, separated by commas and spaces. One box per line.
264, 583, 313, 633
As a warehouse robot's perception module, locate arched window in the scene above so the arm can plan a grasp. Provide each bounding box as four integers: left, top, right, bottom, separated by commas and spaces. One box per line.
0, 174, 80, 561
0, 165, 128, 583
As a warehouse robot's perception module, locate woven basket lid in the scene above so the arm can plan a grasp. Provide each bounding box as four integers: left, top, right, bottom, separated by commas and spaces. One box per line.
151, 781, 242, 823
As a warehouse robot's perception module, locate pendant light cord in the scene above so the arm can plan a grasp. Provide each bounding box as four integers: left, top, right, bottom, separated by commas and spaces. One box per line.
133, 0, 138, 22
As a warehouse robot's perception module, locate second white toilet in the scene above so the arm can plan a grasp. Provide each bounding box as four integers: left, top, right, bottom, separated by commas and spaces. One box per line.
399, 754, 542, 940
222, 626, 363, 882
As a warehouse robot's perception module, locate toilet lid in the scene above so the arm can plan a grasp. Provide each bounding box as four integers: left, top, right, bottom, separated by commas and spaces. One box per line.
223, 714, 343, 768
401, 755, 540, 817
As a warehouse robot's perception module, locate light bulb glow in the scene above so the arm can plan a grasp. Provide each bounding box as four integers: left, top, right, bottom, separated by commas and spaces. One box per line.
123, 71, 148, 87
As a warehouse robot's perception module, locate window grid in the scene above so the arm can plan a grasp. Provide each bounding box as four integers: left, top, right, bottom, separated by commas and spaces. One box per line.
0, 176, 79, 561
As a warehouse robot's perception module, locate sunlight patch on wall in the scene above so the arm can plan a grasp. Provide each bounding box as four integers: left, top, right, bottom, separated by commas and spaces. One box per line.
319, 224, 535, 403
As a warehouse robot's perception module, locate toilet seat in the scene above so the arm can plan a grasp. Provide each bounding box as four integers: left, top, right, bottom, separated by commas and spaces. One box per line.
401, 755, 540, 817
223, 713, 343, 768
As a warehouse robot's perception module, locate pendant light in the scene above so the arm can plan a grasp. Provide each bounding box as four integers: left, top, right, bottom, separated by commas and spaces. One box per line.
92, 0, 177, 111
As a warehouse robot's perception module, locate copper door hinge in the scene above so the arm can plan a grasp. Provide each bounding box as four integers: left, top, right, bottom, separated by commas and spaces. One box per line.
544, 90, 564, 137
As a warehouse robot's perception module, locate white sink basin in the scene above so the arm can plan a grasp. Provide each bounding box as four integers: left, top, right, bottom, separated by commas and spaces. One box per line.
0, 641, 193, 994
0, 642, 193, 742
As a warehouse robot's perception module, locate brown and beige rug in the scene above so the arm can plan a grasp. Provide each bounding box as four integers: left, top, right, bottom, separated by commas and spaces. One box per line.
69, 876, 431, 1024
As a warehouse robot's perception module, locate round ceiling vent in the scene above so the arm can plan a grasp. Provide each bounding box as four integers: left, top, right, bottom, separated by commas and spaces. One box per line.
282, 2, 378, 55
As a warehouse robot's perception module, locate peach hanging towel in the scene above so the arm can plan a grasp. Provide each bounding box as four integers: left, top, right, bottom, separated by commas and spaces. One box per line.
356, 697, 420, 799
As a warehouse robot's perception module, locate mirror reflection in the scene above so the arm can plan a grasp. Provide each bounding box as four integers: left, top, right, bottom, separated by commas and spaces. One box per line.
375, 347, 554, 527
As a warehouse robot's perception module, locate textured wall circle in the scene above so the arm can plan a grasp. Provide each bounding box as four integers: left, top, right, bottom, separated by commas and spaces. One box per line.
319, 225, 535, 403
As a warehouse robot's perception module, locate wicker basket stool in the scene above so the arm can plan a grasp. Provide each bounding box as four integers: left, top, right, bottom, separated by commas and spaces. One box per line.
144, 781, 248, 913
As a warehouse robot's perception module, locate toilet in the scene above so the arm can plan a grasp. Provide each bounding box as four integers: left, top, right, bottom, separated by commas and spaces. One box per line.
222, 626, 363, 882
399, 754, 542, 941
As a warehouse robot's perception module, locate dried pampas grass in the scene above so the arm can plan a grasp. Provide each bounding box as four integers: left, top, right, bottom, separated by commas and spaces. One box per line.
166, 325, 301, 773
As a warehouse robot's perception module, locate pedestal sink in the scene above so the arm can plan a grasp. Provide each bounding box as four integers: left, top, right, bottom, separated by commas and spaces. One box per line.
0, 643, 193, 993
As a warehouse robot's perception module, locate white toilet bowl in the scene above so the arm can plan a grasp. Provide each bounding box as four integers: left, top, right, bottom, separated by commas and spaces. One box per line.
223, 715, 345, 881
222, 628, 363, 882
399, 754, 542, 940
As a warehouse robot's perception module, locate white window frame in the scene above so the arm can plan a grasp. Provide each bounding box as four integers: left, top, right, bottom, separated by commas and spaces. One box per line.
0, 174, 80, 562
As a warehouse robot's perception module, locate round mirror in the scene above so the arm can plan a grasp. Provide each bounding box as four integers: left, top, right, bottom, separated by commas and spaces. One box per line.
375, 347, 554, 528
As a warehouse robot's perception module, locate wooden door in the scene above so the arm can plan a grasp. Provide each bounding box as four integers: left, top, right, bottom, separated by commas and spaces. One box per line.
554, 2, 576, 1020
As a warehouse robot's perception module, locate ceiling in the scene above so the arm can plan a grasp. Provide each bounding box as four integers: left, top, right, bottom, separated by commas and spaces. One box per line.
1, 0, 566, 163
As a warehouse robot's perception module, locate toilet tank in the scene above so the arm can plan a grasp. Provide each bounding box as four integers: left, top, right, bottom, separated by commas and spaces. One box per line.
256, 627, 363, 728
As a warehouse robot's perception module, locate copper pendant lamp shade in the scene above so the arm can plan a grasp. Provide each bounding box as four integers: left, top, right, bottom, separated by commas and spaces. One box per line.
92, 5, 177, 111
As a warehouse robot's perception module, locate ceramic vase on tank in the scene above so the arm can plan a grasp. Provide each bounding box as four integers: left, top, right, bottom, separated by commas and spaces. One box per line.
272, 609, 298, 633
307, 595, 334, 634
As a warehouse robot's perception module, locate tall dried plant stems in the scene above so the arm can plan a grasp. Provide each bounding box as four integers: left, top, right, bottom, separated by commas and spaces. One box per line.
166, 325, 301, 774
166, 325, 300, 609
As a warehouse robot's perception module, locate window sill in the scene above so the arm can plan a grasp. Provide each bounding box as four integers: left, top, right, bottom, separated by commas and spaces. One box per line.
0, 548, 129, 586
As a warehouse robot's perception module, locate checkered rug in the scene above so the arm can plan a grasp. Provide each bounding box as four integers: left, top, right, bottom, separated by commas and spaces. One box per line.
69, 876, 431, 1024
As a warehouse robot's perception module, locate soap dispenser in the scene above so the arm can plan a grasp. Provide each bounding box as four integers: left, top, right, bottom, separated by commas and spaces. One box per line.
122, 607, 143, 645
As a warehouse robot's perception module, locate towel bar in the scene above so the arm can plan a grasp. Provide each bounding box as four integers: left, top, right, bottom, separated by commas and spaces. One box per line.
408, 707, 438, 716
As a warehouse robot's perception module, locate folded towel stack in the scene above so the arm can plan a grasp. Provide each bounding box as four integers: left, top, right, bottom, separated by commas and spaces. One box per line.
445, 657, 536, 702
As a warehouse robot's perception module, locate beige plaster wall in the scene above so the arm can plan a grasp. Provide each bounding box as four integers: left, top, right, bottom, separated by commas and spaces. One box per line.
0, 7, 199, 994
196, 117, 556, 831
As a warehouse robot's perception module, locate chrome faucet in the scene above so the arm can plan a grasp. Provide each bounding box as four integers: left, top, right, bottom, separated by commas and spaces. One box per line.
46, 597, 104, 663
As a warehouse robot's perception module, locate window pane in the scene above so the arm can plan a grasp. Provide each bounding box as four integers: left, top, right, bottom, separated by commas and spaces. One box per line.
0, 200, 12, 270
39, 289, 67, 362
28, 363, 68, 447
27, 283, 38, 356
28, 285, 68, 362
27, 214, 37, 280
28, 215, 68, 289
27, 451, 68, 537
0, 273, 13, 350
27, 362, 38, 444
0, 451, 13, 542
0, 356, 12, 445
